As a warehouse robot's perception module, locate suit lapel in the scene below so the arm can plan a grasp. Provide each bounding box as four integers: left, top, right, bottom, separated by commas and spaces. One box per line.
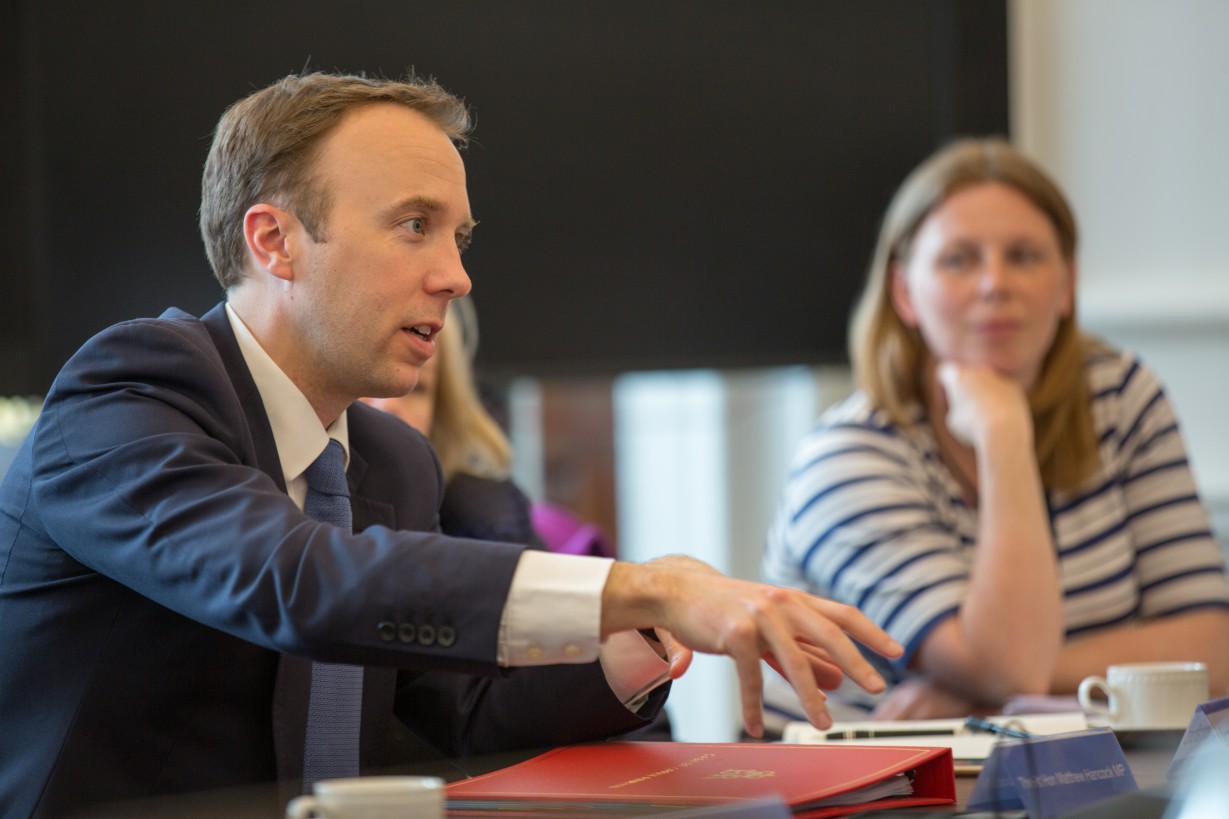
200, 303, 287, 494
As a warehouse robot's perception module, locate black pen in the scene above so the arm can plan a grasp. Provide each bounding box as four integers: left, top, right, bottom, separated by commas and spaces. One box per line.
821, 727, 959, 740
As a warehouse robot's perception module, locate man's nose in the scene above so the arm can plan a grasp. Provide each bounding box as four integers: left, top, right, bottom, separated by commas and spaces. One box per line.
428, 242, 472, 299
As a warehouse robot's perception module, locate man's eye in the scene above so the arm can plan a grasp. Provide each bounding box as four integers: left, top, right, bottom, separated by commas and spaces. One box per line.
404, 218, 426, 235
456, 232, 473, 253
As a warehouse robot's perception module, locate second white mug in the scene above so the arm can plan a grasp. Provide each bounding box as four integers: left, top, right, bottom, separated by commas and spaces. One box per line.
1077, 661, 1208, 730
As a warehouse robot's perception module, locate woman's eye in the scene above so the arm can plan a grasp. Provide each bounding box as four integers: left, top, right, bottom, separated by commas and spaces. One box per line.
1009, 245, 1044, 265
937, 250, 974, 271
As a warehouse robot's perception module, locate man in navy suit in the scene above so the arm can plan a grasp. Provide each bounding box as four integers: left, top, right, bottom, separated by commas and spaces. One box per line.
0, 72, 900, 816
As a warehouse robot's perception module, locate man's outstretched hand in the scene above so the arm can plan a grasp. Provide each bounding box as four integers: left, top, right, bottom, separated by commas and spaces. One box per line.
601, 555, 902, 737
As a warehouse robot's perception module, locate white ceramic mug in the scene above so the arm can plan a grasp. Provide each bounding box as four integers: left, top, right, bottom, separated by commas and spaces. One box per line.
1077, 662, 1208, 730
285, 776, 444, 819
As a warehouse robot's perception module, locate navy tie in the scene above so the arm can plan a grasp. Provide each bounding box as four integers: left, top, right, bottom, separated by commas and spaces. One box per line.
300, 439, 363, 790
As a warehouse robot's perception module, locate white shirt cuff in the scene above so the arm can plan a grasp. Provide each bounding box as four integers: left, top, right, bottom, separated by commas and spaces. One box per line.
497, 550, 670, 711
599, 630, 672, 711
498, 550, 611, 666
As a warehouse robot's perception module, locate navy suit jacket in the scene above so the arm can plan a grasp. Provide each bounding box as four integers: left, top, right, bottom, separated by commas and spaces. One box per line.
0, 304, 661, 816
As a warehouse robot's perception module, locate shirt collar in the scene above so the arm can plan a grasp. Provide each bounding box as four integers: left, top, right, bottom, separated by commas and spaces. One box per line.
225, 303, 350, 484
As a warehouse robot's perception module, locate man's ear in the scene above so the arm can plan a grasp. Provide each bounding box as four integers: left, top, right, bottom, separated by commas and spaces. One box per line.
889, 261, 918, 327
243, 204, 298, 282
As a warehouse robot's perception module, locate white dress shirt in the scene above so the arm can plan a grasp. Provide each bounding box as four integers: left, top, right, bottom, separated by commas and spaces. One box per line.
225, 304, 667, 708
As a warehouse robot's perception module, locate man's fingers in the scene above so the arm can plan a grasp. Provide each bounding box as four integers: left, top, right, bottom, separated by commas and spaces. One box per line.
634, 569, 897, 724
793, 617, 885, 695
657, 629, 692, 679
732, 646, 768, 738
764, 645, 841, 691
809, 598, 903, 660
758, 609, 833, 730
787, 598, 895, 695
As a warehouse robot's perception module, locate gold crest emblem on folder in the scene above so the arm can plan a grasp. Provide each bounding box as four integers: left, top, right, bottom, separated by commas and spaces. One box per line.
706, 769, 776, 780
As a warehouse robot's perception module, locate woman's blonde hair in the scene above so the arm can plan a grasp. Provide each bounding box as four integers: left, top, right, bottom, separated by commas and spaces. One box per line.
429, 299, 513, 482
849, 138, 1098, 491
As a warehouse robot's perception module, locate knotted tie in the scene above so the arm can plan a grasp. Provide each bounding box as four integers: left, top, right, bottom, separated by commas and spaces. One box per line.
300, 439, 364, 790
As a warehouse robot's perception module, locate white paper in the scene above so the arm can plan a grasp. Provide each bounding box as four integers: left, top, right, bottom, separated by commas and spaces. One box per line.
781, 712, 1089, 762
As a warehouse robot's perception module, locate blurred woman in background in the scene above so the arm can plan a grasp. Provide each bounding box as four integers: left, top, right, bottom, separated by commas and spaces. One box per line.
364, 297, 543, 546
762, 138, 1229, 720
364, 298, 613, 556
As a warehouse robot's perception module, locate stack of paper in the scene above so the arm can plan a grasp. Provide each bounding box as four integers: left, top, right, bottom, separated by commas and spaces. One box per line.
782, 712, 1088, 766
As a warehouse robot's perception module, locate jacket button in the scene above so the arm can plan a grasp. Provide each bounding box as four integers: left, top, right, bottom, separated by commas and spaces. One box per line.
437, 626, 456, 647
398, 623, 417, 644
377, 621, 397, 641
417, 624, 437, 647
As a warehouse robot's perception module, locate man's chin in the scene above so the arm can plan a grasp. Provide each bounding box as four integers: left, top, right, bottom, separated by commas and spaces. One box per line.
368, 373, 420, 400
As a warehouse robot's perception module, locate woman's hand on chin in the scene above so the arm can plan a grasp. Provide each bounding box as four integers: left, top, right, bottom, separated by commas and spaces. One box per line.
935, 361, 1032, 449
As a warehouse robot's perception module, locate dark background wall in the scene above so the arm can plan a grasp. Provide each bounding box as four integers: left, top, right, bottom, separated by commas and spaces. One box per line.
2, 0, 1007, 394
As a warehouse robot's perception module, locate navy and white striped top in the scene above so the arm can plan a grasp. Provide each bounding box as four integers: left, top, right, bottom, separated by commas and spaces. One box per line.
762, 344, 1229, 708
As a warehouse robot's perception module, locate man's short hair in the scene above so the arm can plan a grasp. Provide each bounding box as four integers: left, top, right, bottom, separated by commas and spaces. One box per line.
199, 71, 472, 289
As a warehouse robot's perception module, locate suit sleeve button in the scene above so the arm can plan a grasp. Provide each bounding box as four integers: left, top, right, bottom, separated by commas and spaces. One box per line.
398, 623, 417, 644
417, 624, 437, 647
377, 621, 397, 641
437, 626, 456, 647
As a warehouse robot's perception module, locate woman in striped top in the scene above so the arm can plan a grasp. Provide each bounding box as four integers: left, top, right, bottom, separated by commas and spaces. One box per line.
762, 139, 1229, 720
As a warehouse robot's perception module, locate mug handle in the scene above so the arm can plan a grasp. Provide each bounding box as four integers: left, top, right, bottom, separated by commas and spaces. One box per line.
286, 795, 333, 819
1077, 675, 1116, 721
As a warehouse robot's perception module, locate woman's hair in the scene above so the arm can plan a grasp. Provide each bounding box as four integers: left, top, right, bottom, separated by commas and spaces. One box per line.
200, 71, 471, 290
848, 137, 1099, 491
429, 298, 513, 482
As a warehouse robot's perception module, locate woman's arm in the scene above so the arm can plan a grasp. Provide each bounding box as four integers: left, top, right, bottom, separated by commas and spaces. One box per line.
910, 363, 1064, 702
878, 608, 1229, 720
764, 374, 1063, 710
1052, 358, 1229, 697
1051, 609, 1229, 695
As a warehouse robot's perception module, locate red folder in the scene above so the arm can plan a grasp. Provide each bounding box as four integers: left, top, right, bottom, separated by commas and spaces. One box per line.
445, 741, 955, 817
